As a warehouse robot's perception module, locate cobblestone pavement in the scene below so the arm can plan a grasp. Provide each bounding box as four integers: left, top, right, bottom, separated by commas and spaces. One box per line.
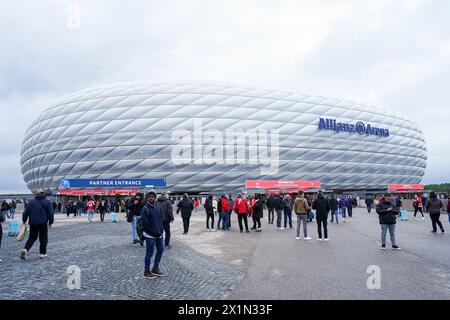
0, 219, 243, 300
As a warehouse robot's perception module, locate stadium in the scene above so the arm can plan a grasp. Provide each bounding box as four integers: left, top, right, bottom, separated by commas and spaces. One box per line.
20, 82, 427, 193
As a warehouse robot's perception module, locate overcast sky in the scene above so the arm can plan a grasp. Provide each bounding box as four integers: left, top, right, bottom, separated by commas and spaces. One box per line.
1, 0, 449, 193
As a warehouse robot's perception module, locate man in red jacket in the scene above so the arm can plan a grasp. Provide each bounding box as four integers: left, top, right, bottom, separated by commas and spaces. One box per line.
233, 194, 249, 233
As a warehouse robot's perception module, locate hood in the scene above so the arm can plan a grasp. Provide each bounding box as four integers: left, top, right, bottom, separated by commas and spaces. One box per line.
157, 196, 168, 202
318, 194, 324, 200
35, 195, 46, 201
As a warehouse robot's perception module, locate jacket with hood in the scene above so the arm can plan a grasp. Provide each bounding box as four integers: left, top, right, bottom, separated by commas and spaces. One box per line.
329, 197, 338, 210
312, 194, 331, 220
426, 196, 443, 215
272, 195, 283, 211
339, 198, 348, 208
128, 199, 144, 217
266, 195, 276, 209
157, 195, 174, 223
204, 196, 214, 215
376, 199, 399, 225
177, 197, 194, 218
140, 201, 164, 238
22, 195, 54, 225
252, 199, 264, 218
233, 196, 248, 214
294, 197, 310, 215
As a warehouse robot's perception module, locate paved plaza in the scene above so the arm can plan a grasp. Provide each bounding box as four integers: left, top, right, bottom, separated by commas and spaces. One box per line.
1, 207, 450, 300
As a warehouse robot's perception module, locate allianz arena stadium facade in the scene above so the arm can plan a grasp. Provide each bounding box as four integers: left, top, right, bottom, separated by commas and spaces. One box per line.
20, 82, 427, 193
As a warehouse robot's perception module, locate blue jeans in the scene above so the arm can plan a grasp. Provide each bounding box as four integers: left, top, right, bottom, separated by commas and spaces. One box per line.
10, 209, 15, 219
340, 207, 347, 218
131, 216, 138, 241
284, 208, 292, 228
218, 212, 228, 230
2, 211, 7, 222
144, 237, 164, 272
331, 209, 339, 223
87, 210, 94, 222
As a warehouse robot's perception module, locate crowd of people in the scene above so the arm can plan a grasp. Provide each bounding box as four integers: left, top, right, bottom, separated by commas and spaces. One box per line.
0, 190, 449, 278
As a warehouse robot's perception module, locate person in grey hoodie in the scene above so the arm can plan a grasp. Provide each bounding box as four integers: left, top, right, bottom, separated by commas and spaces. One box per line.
176, 194, 194, 235
157, 192, 174, 248
425, 192, 445, 233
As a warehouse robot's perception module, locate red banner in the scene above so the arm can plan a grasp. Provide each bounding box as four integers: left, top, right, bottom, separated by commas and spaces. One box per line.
246, 180, 321, 189
108, 189, 138, 196
387, 184, 424, 191
59, 189, 106, 196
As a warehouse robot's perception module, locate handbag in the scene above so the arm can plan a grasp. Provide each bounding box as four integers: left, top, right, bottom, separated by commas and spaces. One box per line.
16, 224, 28, 241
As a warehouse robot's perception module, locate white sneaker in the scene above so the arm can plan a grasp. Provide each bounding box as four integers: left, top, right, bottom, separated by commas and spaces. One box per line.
324, 238, 329, 242
304, 237, 312, 241
38, 254, 48, 259
280, 227, 285, 230
296, 237, 301, 240
20, 249, 27, 260
422, 217, 425, 220
317, 238, 323, 241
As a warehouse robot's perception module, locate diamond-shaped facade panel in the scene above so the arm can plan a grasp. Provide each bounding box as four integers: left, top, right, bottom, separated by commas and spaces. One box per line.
20, 82, 427, 192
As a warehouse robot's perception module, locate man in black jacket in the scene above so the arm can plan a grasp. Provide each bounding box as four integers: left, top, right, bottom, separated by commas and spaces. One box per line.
329, 195, 339, 223
20, 189, 54, 260
128, 194, 144, 244
157, 192, 174, 248
266, 194, 276, 224
272, 193, 284, 229
376, 193, 401, 250
313, 192, 331, 241
204, 195, 215, 232
177, 194, 194, 235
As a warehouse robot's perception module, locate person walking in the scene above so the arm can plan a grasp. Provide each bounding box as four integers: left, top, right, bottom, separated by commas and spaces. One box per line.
425, 192, 445, 233
312, 191, 331, 241
329, 195, 339, 224
233, 194, 250, 233
447, 196, 450, 222
1, 201, 10, 222
339, 197, 348, 222
217, 195, 230, 231
293, 191, 311, 241
251, 194, 263, 232
86, 198, 96, 222
266, 194, 276, 224
9, 200, 17, 219
141, 191, 166, 279
157, 192, 174, 248
176, 194, 194, 235
273, 193, 284, 230
212, 197, 218, 216
283, 194, 293, 229
128, 194, 144, 244
99, 199, 106, 222
346, 196, 353, 218
376, 193, 402, 251
227, 195, 233, 229
20, 189, 54, 260
365, 196, 374, 213
193, 198, 200, 215
422, 195, 428, 212
412, 194, 425, 220
204, 195, 215, 232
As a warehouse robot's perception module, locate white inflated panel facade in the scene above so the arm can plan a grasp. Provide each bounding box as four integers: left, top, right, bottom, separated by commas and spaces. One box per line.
20, 82, 427, 192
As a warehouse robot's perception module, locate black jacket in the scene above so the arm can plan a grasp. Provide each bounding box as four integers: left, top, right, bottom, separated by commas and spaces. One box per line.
128, 200, 144, 217
312, 194, 331, 220
252, 200, 264, 218
204, 197, 214, 215
22, 195, 54, 225
157, 196, 174, 223
376, 199, 399, 225
140, 201, 164, 238
177, 198, 194, 218
266, 196, 276, 209
272, 196, 283, 210
329, 198, 338, 210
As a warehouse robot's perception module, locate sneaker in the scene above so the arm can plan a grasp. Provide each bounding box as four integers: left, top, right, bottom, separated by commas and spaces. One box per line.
381, 245, 386, 250
441, 229, 445, 233
38, 254, 48, 259
256, 228, 262, 232
324, 238, 329, 242
139, 240, 144, 247
392, 246, 402, 251
296, 237, 301, 240
431, 230, 437, 233
143, 271, 157, 279
133, 239, 139, 244
166, 244, 172, 250
20, 249, 27, 260
246, 230, 250, 233
151, 268, 166, 277
317, 238, 323, 241
304, 237, 312, 241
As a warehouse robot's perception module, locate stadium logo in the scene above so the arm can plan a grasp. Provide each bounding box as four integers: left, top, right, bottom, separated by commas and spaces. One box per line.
318, 118, 390, 137
60, 179, 71, 189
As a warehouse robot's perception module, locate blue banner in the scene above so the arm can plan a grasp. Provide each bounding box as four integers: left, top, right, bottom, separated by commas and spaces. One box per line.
60, 178, 167, 189
318, 118, 390, 137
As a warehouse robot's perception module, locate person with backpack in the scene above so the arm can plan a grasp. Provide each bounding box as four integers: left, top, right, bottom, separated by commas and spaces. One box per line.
365, 196, 374, 213
217, 195, 230, 230
127, 194, 144, 244
176, 194, 194, 235
412, 194, 425, 220
204, 195, 215, 232
329, 195, 339, 224
141, 191, 165, 279
233, 194, 250, 233
20, 189, 54, 260
293, 191, 311, 241
376, 193, 401, 251
312, 191, 331, 241
283, 194, 293, 229
251, 194, 263, 232
425, 192, 445, 233
157, 192, 174, 248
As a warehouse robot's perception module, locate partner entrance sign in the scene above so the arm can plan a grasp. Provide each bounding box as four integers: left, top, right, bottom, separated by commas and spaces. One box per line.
245, 180, 321, 189
60, 178, 167, 189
